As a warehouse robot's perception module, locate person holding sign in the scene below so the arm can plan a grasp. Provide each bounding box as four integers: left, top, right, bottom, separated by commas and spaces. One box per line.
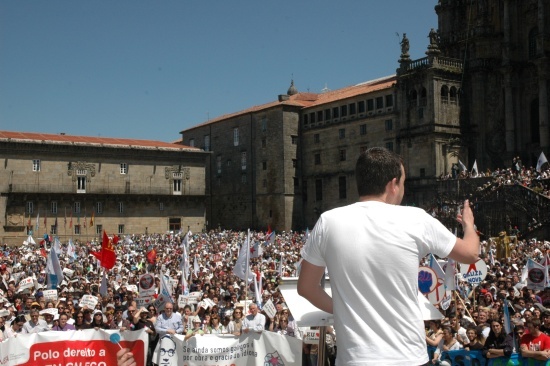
298, 147, 480, 365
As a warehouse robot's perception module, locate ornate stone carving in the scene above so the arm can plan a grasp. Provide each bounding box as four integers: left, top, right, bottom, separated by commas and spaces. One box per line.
67, 161, 96, 182
164, 166, 190, 180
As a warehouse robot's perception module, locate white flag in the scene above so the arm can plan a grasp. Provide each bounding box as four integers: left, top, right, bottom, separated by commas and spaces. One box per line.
233, 241, 254, 283
536, 152, 548, 172
250, 241, 263, 258
458, 160, 467, 172
471, 160, 479, 177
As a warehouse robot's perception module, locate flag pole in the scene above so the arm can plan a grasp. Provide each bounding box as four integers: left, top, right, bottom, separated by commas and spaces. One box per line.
245, 229, 250, 303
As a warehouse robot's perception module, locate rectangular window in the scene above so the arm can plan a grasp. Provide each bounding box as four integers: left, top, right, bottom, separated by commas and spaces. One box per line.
360, 124, 367, 135
261, 118, 267, 131
317, 111, 323, 122
341, 105, 348, 117
96, 202, 103, 214
386, 141, 394, 151
74, 225, 81, 235
262, 161, 267, 170
309, 112, 315, 124
315, 179, 323, 201
77, 176, 86, 193
420, 168, 426, 177
241, 151, 247, 170
217, 155, 222, 174
233, 128, 239, 146
74, 202, 81, 214
339, 128, 345, 139
314, 153, 321, 165
385, 119, 393, 131
376, 96, 384, 109
173, 179, 182, 194
291, 136, 298, 145
358, 101, 365, 113
118, 202, 124, 213
241, 174, 247, 184
304, 114, 309, 125
51, 201, 58, 214
339, 176, 347, 199
367, 99, 374, 111
118, 224, 124, 235
32, 159, 41, 172
96, 224, 103, 235
349, 103, 356, 115
332, 107, 339, 118
314, 134, 320, 143
120, 163, 128, 174
204, 135, 210, 151
169, 218, 181, 232
386, 94, 394, 107
324, 109, 331, 120
51, 224, 57, 235
339, 149, 347, 161
26, 201, 34, 214
292, 159, 297, 168
159, 202, 164, 211
261, 138, 266, 148
189, 138, 195, 147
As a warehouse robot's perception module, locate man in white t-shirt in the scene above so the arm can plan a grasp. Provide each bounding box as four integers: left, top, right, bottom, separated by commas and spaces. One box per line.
298, 147, 480, 365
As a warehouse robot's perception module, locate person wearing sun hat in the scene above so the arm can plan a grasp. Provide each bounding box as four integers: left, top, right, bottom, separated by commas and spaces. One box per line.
184, 316, 204, 340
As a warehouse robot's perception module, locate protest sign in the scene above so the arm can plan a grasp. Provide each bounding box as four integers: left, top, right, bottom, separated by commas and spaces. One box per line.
18, 277, 34, 291
79, 294, 99, 309
42, 289, 58, 302
151, 331, 301, 366
262, 299, 276, 319
138, 273, 156, 297
62, 268, 74, 278
0, 328, 147, 365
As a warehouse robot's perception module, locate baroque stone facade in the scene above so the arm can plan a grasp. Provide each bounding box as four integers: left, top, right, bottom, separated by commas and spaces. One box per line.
183, 0, 550, 231
0, 131, 208, 245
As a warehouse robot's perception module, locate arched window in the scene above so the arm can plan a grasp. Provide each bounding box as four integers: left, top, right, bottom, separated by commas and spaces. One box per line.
529, 27, 538, 59
450, 87, 458, 104
441, 85, 449, 104
410, 89, 418, 106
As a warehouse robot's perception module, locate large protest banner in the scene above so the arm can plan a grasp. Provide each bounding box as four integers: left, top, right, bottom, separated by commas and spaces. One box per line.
152, 331, 302, 366
0, 329, 147, 366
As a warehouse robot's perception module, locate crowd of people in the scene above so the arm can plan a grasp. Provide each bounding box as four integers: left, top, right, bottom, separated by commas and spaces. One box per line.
0, 161, 549, 365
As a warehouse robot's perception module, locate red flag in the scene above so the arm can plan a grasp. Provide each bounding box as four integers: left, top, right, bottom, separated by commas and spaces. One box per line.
90, 231, 117, 269
40, 247, 47, 258
146, 248, 157, 264
69, 212, 73, 228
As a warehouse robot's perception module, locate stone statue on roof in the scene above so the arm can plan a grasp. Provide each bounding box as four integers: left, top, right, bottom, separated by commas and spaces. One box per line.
400, 33, 410, 57
428, 28, 439, 48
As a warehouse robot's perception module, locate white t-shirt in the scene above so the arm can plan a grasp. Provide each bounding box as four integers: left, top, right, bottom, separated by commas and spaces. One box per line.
301, 201, 456, 365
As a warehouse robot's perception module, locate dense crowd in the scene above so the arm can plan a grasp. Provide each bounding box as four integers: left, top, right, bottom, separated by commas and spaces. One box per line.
0, 163, 549, 365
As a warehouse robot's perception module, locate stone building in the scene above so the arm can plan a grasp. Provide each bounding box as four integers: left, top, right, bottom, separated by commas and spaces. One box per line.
436, 0, 550, 168
0, 131, 208, 245
182, 0, 550, 232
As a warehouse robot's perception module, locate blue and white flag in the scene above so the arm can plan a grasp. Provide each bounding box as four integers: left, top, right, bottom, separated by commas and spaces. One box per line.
46, 248, 63, 289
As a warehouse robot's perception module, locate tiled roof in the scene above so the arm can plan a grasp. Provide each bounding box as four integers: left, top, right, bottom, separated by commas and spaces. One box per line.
0, 130, 200, 152
181, 75, 396, 132
305, 75, 397, 108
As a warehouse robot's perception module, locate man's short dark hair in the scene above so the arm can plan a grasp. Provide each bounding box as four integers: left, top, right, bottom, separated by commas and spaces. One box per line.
356, 147, 403, 197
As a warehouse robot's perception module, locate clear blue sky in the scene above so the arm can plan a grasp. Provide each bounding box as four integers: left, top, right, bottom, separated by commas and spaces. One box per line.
0, 1, 438, 142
